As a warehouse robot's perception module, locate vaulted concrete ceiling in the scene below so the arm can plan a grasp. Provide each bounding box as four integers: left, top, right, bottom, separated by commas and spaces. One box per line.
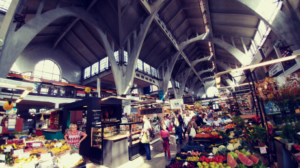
23, 0, 261, 87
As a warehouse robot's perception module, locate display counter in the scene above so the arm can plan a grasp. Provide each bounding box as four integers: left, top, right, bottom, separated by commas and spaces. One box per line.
40, 129, 64, 140
89, 122, 144, 167
273, 137, 299, 168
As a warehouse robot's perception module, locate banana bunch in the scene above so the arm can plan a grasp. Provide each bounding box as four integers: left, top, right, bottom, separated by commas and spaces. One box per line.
14, 155, 38, 166
61, 144, 71, 151
49, 147, 61, 154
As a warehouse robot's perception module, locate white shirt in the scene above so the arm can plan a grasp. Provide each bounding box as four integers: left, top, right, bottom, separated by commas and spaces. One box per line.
183, 117, 191, 127
213, 119, 222, 126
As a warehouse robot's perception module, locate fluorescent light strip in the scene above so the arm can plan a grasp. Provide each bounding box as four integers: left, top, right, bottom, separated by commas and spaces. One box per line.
20, 90, 30, 98
215, 55, 300, 77
16, 98, 22, 103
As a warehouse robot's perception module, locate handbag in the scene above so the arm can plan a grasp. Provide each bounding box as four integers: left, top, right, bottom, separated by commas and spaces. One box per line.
141, 131, 149, 143
189, 123, 196, 137
174, 117, 179, 127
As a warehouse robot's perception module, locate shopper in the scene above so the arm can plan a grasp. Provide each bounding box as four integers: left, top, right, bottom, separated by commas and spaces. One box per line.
187, 116, 198, 142
183, 113, 191, 140
139, 115, 152, 160
173, 111, 184, 144
64, 124, 87, 149
160, 123, 173, 161
212, 116, 222, 127
196, 112, 205, 127
163, 116, 170, 130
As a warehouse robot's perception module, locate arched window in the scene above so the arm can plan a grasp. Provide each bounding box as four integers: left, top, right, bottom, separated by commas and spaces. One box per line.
206, 86, 219, 98
34, 60, 61, 81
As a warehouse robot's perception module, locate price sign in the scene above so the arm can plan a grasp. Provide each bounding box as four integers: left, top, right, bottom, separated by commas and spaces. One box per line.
0, 154, 5, 161
183, 161, 188, 166
19, 152, 30, 159
54, 143, 62, 148
4, 148, 11, 152
5, 146, 12, 150
260, 147, 267, 154
32, 143, 41, 147
14, 149, 24, 156
41, 153, 51, 161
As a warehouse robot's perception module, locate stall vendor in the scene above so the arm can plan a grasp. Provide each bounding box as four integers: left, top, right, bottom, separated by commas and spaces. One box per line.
64, 124, 87, 148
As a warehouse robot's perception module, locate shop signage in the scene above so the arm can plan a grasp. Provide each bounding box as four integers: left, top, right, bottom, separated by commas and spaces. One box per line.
158, 90, 164, 100
170, 99, 184, 109
92, 110, 101, 126
268, 63, 282, 76
140, 108, 162, 115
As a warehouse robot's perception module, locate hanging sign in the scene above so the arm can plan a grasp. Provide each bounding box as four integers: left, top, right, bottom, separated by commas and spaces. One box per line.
158, 90, 164, 100
268, 63, 283, 76
170, 99, 184, 109
259, 147, 267, 154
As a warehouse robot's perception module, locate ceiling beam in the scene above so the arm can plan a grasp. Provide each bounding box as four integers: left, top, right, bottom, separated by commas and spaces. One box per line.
78, 21, 106, 52
52, 0, 97, 49
143, 38, 164, 61
182, 3, 200, 9
148, 47, 169, 65
118, 0, 122, 47
143, 27, 159, 45
160, 0, 173, 13
212, 23, 257, 30
168, 9, 182, 26
69, 30, 99, 60
108, 0, 118, 13
121, 0, 133, 14
63, 38, 92, 65
173, 19, 187, 33
90, 8, 120, 48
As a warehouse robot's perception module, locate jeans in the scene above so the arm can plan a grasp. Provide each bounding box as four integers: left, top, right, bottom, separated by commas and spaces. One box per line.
183, 127, 188, 139
176, 126, 183, 144
162, 139, 171, 159
188, 136, 193, 143
143, 143, 151, 160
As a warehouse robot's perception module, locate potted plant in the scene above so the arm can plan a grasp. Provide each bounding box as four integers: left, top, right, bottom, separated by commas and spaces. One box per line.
280, 124, 294, 143
253, 125, 267, 147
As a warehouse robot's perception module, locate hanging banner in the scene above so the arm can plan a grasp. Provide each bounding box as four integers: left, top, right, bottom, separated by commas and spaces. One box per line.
158, 90, 164, 100
170, 99, 184, 109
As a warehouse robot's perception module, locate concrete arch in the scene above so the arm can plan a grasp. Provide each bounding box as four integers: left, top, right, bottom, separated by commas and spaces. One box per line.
0, 7, 106, 78
235, 0, 300, 50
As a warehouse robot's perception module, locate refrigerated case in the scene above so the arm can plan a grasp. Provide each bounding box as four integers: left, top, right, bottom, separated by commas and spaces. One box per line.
90, 122, 144, 167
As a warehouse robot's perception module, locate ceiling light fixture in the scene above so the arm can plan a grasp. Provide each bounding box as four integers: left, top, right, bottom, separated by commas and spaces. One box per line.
20, 90, 30, 98
83, 106, 87, 108
16, 98, 22, 103
215, 54, 300, 77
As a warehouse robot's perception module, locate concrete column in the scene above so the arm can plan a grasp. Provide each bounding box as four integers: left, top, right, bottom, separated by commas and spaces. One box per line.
97, 78, 101, 98
55, 103, 59, 109
36, 0, 45, 15
0, 0, 20, 49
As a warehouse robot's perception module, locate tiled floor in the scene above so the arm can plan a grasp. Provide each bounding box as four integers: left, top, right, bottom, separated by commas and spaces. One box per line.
87, 135, 187, 168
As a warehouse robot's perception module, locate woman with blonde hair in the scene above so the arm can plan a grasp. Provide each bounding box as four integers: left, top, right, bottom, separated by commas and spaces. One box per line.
64, 124, 87, 148
139, 116, 152, 160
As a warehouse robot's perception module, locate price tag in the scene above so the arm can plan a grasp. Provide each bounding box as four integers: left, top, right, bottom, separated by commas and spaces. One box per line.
32, 143, 41, 147
4, 148, 11, 152
0, 154, 5, 161
54, 143, 62, 148
260, 147, 267, 154
0, 163, 5, 167
19, 152, 30, 159
41, 153, 51, 160
14, 149, 24, 156
5, 146, 12, 150
183, 161, 188, 166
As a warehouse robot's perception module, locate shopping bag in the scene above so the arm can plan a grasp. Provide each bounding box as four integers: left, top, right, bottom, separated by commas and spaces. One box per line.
189, 124, 196, 137
141, 132, 149, 143
168, 123, 173, 132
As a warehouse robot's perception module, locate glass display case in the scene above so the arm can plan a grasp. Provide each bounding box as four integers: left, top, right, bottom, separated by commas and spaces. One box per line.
91, 127, 102, 149
130, 123, 143, 145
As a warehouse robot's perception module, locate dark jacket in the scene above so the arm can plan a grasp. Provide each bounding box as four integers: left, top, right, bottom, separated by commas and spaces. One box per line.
196, 115, 205, 126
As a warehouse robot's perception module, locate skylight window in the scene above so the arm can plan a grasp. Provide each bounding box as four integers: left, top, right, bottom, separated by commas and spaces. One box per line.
84, 66, 90, 79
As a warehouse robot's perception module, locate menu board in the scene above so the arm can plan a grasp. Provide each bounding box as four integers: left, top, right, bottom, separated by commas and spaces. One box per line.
92, 110, 101, 126
140, 108, 162, 115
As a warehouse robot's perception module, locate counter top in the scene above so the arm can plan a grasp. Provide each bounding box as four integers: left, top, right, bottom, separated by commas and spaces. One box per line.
104, 134, 129, 141
41, 129, 62, 133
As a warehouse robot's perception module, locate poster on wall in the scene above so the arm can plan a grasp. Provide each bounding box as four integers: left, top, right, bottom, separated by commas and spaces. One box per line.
170, 99, 184, 109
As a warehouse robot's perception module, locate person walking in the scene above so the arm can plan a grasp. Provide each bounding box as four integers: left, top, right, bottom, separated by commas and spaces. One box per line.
163, 116, 170, 130
172, 111, 184, 144
139, 116, 152, 160
160, 123, 173, 161
183, 113, 191, 140
187, 116, 198, 142
196, 112, 206, 127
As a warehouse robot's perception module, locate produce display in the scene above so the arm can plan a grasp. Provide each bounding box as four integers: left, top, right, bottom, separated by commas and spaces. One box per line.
167, 122, 269, 168
0, 136, 84, 168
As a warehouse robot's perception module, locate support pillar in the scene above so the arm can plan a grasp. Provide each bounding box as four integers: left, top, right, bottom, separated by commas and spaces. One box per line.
97, 78, 101, 98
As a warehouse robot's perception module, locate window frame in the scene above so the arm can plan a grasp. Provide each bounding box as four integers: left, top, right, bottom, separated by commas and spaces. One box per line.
34, 59, 61, 81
